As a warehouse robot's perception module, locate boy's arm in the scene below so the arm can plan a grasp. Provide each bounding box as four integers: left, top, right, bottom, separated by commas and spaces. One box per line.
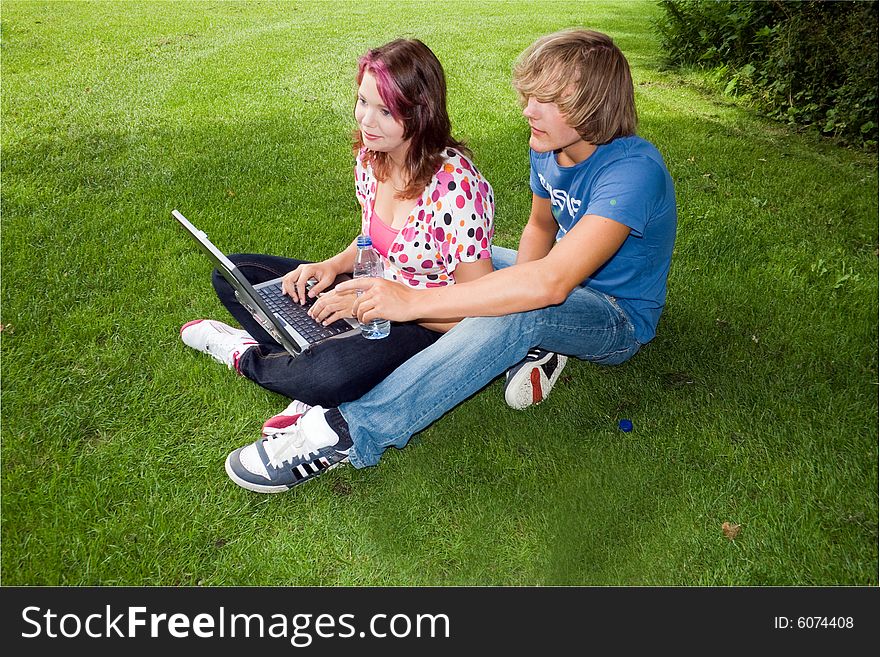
416, 257, 495, 333
515, 195, 557, 264
340, 206, 630, 323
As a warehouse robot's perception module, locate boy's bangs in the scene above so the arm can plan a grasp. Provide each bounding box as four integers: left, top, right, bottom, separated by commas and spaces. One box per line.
514, 60, 573, 105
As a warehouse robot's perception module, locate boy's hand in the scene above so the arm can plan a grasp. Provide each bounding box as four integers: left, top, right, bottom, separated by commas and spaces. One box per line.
334, 278, 420, 324
308, 289, 359, 325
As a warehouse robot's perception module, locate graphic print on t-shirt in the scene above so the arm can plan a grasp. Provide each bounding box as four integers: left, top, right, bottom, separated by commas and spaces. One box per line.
536, 172, 582, 220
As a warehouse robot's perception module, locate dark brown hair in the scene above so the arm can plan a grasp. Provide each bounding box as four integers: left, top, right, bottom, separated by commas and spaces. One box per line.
354, 39, 470, 199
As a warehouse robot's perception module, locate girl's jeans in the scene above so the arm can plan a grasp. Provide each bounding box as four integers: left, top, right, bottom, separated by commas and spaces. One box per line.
339, 246, 642, 467
212, 253, 440, 407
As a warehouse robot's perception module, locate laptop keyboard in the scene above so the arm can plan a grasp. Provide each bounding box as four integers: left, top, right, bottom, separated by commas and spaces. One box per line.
257, 282, 354, 342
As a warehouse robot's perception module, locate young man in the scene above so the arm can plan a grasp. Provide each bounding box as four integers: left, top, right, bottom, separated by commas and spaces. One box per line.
224, 29, 677, 493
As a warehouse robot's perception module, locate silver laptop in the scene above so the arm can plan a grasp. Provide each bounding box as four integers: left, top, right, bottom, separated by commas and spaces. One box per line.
172, 209, 360, 356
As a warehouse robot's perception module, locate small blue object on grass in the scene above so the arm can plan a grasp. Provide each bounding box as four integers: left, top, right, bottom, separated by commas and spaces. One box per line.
619, 419, 633, 433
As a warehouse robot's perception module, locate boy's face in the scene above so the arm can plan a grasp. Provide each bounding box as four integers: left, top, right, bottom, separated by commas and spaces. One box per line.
522, 96, 583, 153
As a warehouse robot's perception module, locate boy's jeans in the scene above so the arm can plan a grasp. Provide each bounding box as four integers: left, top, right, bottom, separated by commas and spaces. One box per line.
340, 247, 642, 467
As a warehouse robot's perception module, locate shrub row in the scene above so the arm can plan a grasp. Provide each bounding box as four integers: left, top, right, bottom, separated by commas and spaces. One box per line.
655, 0, 878, 147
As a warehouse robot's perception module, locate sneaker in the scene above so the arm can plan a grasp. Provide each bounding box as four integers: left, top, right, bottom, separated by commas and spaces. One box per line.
180, 319, 258, 371
503, 348, 568, 410
261, 399, 313, 437
225, 407, 349, 493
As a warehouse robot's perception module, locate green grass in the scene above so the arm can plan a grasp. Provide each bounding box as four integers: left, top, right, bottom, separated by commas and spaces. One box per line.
1, 0, 876, 586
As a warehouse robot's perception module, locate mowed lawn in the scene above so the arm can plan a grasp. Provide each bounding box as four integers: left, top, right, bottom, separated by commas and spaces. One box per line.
1, 0, 876, 585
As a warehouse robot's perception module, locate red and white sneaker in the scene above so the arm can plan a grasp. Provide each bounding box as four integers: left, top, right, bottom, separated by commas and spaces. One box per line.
180, 319, 258, 371
503, 348, 568, 410
261, 399, 313, 438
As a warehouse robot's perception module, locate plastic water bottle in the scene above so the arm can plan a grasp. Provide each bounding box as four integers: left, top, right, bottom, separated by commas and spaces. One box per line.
353, 235, 391, 339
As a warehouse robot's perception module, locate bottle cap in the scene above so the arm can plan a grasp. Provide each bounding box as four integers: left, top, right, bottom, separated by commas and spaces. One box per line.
356, 235, 373, 247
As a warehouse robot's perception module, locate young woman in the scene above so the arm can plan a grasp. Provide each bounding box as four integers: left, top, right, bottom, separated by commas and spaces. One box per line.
181, 39, 495, 410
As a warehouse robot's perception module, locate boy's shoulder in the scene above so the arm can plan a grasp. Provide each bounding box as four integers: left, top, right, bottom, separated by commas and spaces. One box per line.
593, 137, 670, 182
600, 135, 660, 159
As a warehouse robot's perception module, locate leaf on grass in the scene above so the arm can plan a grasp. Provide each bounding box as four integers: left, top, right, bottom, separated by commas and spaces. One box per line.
0, 323, 12, 334
662, 371, 695, 388
722, 521, 741, 540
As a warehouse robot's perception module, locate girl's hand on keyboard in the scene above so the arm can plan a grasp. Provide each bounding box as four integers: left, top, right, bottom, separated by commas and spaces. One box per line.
308, 289, 358, 325
282, 262, 337, 304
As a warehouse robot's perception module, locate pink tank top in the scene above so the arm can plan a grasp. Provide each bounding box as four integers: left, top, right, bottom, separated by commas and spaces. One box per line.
368, 213, 399, 258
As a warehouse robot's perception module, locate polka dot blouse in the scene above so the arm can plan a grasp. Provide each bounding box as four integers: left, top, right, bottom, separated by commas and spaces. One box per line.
355, 148, 495, 288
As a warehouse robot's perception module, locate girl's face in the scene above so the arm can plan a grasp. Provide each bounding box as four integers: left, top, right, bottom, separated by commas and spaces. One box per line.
355, 71, 409, 161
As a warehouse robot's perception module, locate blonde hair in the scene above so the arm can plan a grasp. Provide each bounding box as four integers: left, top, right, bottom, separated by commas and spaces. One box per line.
513, 29, 637, 144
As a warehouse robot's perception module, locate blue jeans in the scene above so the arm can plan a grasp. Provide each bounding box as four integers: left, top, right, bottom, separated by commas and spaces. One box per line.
212, 254, 441, 407
339, 246, 642, 467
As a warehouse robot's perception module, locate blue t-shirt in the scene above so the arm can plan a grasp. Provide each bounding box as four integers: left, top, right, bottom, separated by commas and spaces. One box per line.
530, 136, 677, 344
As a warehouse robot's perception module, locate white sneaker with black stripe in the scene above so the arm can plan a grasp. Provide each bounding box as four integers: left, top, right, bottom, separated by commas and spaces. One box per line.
503, 348, 568, 410
225, 407, 348, 493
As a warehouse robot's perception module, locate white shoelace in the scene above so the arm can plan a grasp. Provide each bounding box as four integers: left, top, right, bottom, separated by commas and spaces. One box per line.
261, 400, 313, 437
264, 425, 317, 469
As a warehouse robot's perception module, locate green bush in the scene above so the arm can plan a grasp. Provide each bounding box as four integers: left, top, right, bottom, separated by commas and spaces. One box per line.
655, 0, 878, 147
